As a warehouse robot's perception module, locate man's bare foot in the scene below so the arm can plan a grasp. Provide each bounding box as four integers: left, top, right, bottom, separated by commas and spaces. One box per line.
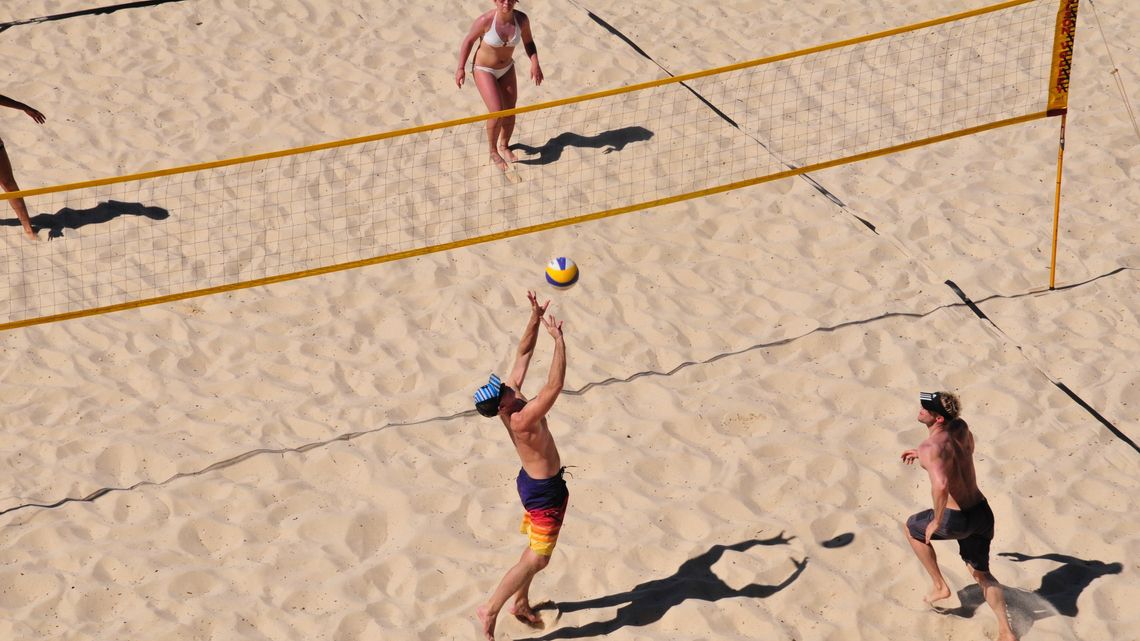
476, 605, 496, 640
509, 601, 544, 629
498, 144, 518, 163
490, 152, 508, 172
997, 631, 1018, 641
923, 584, 952, 604
24, 228, 38, 241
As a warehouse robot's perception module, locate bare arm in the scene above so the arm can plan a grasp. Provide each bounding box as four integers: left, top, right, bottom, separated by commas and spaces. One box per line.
506, 290, 549, 389
512, 315, 565, 429
920, 443, 950, 543
455, 14, 489, 88
0, 94, 45, 124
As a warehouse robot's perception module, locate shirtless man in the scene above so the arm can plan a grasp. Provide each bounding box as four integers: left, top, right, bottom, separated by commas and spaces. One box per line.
0, 93, 46, 240
473, 290, 567, 640
901, 391, 1017, 641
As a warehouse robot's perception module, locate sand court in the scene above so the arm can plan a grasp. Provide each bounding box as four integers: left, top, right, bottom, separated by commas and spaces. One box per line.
2, 0, 1138, 640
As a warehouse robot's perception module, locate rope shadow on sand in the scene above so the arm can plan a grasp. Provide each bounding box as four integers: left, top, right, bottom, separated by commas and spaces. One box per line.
518, 534, 807, 640
1, 200, 170, 239
565, 267, 1138, 454
0, 0, 187, 33
947, 270, 1140, 455
512, 126, 653, 166
566, 266, 1136, 398
934, 551, 1122, 639
1, 268, 1133, 520
0, 409, 465, 520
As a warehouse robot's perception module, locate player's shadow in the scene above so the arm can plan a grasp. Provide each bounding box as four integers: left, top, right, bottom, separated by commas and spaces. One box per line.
513, 126, 653, 166
519, 533, 808, 640
935, 551, 1122, 638
1, 200, 170, 239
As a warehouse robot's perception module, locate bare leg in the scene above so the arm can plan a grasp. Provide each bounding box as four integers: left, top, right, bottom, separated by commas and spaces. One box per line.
971, 567, 1017, 641
902, 523, 951, 603
0, 145, 38, 240
485, 119, 508, 171
497, 115, 518, 163
496, 71, 519, 162
472, 70, 510, 172
509, 571, 544, 627
476, 548, 549, 640
7, 197, 37, 240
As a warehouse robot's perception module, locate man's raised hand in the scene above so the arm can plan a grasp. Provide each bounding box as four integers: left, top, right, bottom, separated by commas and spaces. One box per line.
528, 290, 550, 318
542, 314, 563, 338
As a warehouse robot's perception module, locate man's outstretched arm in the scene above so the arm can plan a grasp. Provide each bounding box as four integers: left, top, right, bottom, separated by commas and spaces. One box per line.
507, 291, 549, 389
514, 315, 565, 428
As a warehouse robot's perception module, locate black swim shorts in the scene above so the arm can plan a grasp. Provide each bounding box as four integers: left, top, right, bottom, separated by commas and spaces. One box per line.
907, 500, 995, 572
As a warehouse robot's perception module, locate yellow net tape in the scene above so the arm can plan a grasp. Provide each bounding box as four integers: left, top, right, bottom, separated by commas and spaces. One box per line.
0, 0, 1073, 331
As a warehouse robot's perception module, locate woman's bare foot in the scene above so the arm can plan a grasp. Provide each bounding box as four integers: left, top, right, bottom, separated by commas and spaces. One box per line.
24, 228, 39, 241
924, 584, 952, 604
497, 144, 518, 163
509, 601, 544, 629
490, 152, 509, 172
475, 605, 496, 640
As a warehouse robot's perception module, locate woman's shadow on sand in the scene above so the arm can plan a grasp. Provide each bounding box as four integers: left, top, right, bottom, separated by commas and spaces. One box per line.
2, 200, 170, 239
518, 533, 808, 640
512, 126, 654, 166
935, 551, 1122, 638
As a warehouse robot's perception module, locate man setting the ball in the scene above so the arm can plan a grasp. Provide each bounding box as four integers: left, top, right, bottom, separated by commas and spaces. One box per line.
473, 290, 568, 640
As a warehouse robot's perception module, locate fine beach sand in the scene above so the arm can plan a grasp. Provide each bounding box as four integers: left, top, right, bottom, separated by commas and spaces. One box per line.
1, 1, 1138, 640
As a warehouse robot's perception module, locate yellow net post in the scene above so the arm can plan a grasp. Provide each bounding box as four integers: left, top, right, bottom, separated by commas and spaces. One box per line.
1047, 0, 1080, 289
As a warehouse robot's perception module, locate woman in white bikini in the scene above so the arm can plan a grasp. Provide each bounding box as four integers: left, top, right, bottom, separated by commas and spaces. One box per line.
455, 0, 543, 172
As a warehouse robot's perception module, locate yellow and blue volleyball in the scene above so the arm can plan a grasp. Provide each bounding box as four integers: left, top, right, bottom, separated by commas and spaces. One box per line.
544, 257, 579, 288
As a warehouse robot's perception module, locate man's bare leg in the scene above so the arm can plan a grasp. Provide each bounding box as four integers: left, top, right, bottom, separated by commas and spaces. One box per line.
971, 568, 1018, 641
509, 571, 544, 627
902, 523, 952, 603
476, 548, 549, 640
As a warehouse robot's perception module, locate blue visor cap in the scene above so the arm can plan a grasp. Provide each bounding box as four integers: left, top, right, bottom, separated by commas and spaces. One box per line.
474, 374, 504, 413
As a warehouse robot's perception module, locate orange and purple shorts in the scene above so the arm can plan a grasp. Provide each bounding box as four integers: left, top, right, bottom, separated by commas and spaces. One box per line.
517, 467, 569, 556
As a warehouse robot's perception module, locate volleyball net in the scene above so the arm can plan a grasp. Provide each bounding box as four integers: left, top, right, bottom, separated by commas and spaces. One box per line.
0, 0, 1079, 330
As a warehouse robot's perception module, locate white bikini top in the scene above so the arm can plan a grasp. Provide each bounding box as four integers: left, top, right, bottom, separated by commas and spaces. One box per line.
483, 12, 522, 48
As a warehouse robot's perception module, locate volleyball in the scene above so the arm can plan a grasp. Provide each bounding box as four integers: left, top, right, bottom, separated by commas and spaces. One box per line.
544, 257, 579, 288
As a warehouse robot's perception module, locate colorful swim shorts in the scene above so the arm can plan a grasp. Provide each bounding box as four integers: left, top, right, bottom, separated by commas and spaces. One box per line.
517, 467, 569, 556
